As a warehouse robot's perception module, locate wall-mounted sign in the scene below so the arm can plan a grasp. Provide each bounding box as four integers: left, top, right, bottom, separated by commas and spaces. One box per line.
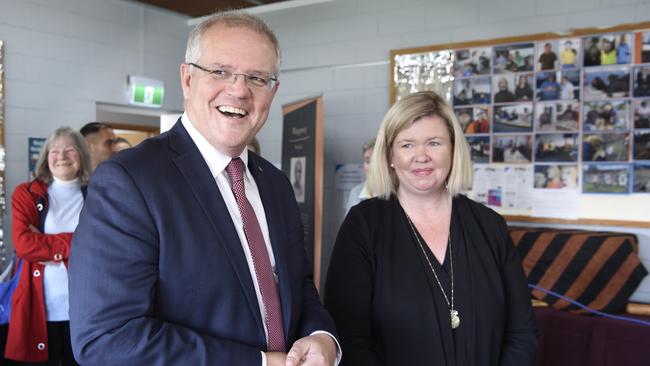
127, 76, 164, 108
28, 137, 46, 180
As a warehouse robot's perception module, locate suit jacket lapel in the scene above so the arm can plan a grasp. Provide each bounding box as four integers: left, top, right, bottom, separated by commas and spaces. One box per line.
248, 155, 293, 336
167, 120, 263, 329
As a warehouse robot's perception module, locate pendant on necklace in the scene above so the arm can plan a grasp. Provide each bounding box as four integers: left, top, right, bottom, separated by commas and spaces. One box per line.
451, 309, 460, 329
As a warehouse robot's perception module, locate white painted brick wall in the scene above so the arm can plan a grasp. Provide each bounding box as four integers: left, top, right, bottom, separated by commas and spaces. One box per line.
1, 0, 188, 260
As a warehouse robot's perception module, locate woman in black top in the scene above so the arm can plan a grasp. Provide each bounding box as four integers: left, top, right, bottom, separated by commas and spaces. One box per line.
325, 91, 538, 366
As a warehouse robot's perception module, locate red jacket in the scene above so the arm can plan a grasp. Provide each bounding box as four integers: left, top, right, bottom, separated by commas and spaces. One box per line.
5, 180, 73, 362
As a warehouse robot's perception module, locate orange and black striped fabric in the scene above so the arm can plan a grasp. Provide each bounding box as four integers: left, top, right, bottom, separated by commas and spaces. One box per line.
509, 227, 648, 313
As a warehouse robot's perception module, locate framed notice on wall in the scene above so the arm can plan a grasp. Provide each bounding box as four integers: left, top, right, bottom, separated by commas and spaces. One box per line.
28, 137, 46, 180
281, 96, 324, 287
391, 22, 650, 226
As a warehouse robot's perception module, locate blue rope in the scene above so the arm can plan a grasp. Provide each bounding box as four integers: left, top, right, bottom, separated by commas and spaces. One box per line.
528, 283, 650, 327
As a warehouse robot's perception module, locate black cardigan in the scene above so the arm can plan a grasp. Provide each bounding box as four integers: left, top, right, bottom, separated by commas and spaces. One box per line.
325, 195, 538, 366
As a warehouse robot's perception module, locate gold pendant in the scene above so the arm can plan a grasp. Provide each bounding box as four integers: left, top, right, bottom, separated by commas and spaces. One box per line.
451, 310, 460, 329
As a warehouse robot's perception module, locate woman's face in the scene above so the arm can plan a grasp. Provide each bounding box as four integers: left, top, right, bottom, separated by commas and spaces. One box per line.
390, 115, 452, 198
48, 136, 81, 181
518, 76, 527, 87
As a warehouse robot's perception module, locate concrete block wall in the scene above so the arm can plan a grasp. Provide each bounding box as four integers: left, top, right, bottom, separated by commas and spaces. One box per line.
255, 0, 650, 300
0, 0, 188, 257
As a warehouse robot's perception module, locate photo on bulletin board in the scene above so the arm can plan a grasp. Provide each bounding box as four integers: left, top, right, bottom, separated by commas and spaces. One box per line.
633, 162, 650, 192
492, 134, 533, 163
534, 133, 579, 162
634, 99, 650, 128
583, 66, 630, 99
493, 43, 535, 73
534, 101, 580, 132
467, 135, 491, 163
583, 100, 630, 132
493, 103, 533, 132
582, 133, 629, 162
582, 163, 630, 193
583, 33, 632, 67
455, 106, 490, 134
534, 164, 579, 189
453, 47, 491, 77
453, 77, 491, 105
634, 130, 650, 160
536, 70, 580, 101
633, 65, 650, 97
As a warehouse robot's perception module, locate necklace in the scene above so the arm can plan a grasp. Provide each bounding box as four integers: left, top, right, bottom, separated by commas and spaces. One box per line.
406, 215, 460, 329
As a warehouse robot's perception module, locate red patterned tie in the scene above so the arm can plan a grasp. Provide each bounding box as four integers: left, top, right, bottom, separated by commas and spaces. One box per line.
225, 158, 286, 352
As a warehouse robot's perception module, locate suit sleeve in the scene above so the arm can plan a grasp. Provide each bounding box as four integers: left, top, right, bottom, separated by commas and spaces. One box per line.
68, 161, 262, 366
495, 215, 538, 366
12, 184, 72, 262
325, 208, 382, 366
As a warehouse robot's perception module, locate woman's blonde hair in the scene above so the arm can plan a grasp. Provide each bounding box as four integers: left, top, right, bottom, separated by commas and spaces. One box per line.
34, 126, 92, 185
367, 91, 473, 199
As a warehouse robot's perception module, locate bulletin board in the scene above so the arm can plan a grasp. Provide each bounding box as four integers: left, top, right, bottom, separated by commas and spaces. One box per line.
390, 22, 650, 227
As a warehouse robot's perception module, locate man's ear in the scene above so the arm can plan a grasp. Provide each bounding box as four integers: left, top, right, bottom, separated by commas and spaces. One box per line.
180, 63, 192, 100
83, 137, 95, 153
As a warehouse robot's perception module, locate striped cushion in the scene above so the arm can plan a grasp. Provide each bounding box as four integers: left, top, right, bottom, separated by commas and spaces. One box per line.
509, 227, 648, 313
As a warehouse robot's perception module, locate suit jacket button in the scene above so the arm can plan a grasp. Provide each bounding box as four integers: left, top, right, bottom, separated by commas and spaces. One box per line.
37, 342, 45, 350
37, 203, 44, 211
33, 270, 41, 277
54, 253, 63, 261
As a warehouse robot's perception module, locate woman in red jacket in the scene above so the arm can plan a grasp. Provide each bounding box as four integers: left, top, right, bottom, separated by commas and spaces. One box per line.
6, 126, 92, 365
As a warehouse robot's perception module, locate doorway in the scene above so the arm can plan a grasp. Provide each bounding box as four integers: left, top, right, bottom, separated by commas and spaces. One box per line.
96, 102, 182, 147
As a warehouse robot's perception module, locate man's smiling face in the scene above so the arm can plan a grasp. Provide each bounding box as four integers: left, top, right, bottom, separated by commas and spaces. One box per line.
181, 23, 279, 157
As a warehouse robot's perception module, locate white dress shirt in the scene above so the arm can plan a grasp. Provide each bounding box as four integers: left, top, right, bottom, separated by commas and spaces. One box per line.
181, 115, 340, 365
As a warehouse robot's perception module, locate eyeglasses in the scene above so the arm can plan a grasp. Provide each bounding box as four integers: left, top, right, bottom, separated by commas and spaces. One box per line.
188, 63, 277, 90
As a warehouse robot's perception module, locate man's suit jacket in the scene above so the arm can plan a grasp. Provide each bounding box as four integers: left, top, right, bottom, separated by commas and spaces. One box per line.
69, 120, 336, 365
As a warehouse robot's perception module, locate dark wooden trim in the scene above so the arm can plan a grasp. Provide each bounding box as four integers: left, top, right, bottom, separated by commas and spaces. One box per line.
505, 215, 650, 228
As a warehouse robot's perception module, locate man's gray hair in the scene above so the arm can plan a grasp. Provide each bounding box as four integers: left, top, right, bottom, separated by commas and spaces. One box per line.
185, 10, 281, 75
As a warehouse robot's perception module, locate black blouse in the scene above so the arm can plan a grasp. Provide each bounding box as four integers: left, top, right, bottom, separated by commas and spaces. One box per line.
325, 195, 538, 366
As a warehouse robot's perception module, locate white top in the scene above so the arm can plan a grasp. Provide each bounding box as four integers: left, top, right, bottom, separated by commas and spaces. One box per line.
181, 114, 340, 365
43, 177, 83, 321
345, 181, 371, 213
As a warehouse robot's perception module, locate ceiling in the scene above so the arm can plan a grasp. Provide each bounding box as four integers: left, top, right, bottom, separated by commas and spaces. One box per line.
131, 0, 292, 17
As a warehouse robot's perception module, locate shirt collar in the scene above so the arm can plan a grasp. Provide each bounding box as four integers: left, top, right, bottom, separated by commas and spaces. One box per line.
181, 113, 250, 180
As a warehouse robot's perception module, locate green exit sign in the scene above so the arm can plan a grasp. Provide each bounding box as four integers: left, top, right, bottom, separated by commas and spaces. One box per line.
128, 76, 165, 107
133, 84, 164, 106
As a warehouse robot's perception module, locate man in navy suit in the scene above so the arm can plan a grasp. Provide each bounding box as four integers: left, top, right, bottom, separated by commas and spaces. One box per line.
69, 11, 338, 366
